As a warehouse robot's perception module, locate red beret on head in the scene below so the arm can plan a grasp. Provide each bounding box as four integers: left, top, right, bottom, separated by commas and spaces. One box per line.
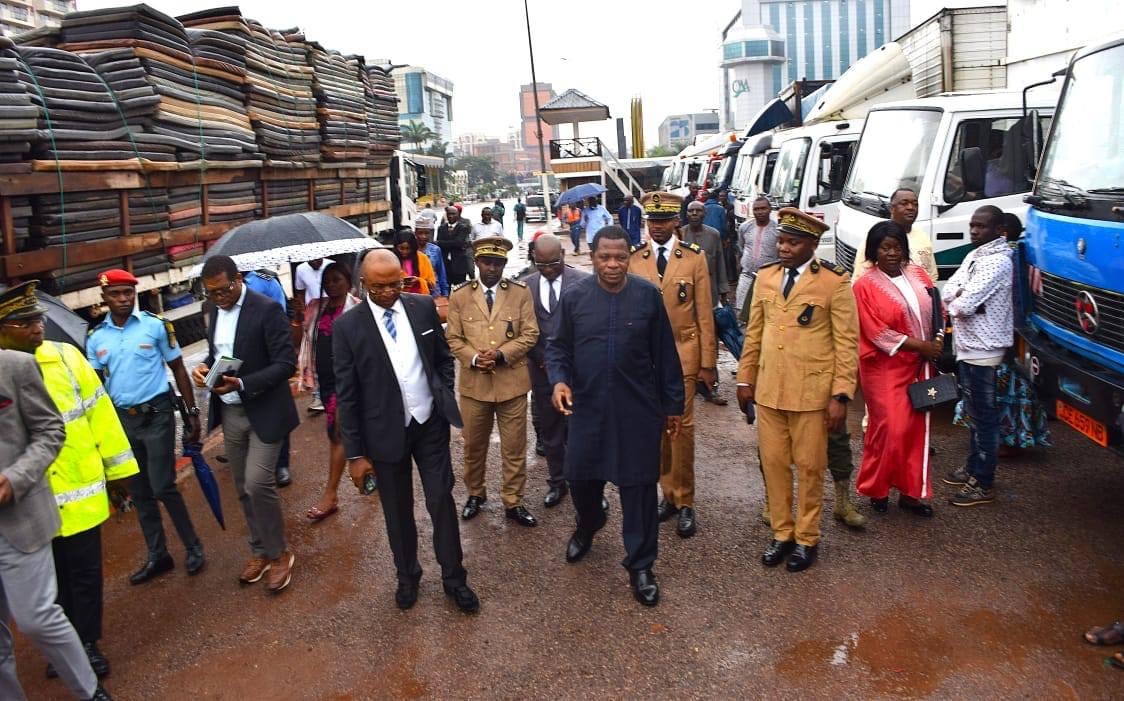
98, 268, 139, 287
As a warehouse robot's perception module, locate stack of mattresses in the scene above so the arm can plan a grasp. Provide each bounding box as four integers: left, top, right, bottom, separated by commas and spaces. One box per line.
341, 178, 370, 205
167, 185, 203, 228
314, 180, 340, 209
370, 178, 387, 201
167, 241, 203, 267
307, 45, 368, 166
1, 196, 33, 253
30, 191, 122, 247
365, 65, 399, 167
261, 179, 309, 216
0, 40, 38, 171
59, 4, 259, 166
7, 45, 173, 167
39, 260, 106, 294
179, 8, 320, 167
206, 181, 258, 222
126, 188, 168, 234
131, 249, 169, 277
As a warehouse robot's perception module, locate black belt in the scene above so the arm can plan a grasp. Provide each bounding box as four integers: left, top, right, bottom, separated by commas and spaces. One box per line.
120, 392, 174, 416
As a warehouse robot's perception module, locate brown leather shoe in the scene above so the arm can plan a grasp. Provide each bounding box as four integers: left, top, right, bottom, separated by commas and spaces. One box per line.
238, 557, 271, 586
265, 551, 295, 594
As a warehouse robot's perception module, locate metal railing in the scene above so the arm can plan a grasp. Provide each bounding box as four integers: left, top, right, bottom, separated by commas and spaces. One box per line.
550, 138, 602, 159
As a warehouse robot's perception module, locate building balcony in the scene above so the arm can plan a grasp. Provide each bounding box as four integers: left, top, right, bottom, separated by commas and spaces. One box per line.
4, 0, 33, 8
2, 12, 34, 28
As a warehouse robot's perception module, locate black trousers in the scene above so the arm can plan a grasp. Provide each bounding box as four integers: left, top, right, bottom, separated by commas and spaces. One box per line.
374, 417, 467, 589
118, 399, 200, 559
276, 433, 290, 470
570, 480, 658, 572
530, 366, 566, 489
52, 525, 102, 644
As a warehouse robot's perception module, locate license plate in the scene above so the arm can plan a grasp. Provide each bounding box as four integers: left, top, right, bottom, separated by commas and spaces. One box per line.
1056, 400, 1109, 447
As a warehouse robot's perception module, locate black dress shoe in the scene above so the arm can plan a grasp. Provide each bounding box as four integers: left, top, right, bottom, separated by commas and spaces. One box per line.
676, 506, 697, 538
277, 465, 292, 487
657, 500, 679, 522
185, 543, 205, 576
395, 580, 419, 610
871, 497, 889, 513
566, 529, 594, 563
129, 554, 174, 585
786, 544, 818, 572
505, 505, 538, 527
461, 495, 485, 520
762, 539, 796, 567
629, 569, 660, 607
898, 496, 934, 517
543, 485, 568, 508
444, 584, 480, 613
88, 686, 113, 701
535, 438, 546, 456
84, 642, 110, 678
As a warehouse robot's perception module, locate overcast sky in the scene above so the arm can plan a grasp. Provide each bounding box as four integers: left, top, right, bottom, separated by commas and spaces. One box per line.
80, 0, 736, 152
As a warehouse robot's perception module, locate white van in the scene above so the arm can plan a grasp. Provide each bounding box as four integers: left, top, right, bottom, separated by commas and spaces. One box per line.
763, 120, 864, 260
834, 92, 1056, 279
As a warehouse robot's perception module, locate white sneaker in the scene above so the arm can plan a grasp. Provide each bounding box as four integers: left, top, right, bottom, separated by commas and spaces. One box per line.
307, 399, 325, 413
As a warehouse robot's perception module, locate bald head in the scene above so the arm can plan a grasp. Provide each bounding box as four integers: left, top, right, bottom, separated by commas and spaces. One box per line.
532, 233, 565, 281
687, 201, 705, 212
361, 248, 405, 308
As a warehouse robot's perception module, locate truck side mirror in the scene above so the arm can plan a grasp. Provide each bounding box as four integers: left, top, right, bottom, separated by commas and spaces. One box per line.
960, 147, 986, 195
1024, 109, 1041, 179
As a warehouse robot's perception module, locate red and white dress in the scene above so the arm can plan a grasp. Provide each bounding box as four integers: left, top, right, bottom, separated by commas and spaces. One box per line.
853, 263, 939, 500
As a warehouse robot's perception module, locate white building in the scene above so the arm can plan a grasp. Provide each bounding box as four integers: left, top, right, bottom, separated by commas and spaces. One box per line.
658, 112, 721, 149
722, 0, 913, 130
0, 0, 74, 37
376, 64, 455, 147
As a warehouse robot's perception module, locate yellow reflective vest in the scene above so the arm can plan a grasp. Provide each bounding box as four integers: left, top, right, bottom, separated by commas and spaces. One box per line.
35, 341, 139, 537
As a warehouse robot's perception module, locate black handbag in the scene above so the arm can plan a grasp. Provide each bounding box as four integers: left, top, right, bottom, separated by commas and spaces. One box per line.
907, 287, 960, 411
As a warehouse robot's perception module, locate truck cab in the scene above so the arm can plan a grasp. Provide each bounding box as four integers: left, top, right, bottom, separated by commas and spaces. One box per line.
764, 121, 863, 261
730, 133, 778, 222
835, 93, 1055, 279
1018, 35, 1124, 451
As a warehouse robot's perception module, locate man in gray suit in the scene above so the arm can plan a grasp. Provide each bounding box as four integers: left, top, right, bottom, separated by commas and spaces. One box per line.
0, 286, 111, 700
525, 234, 591, 507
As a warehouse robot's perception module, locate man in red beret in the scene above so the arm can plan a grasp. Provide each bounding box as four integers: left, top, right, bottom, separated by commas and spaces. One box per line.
87, 269, 206, 586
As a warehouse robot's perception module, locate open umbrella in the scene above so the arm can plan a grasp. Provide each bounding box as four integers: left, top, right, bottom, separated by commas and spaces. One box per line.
193, 212, 381, 275
37, 290, 89, 351
182, 441, 225, 530
556, 183, 607, 208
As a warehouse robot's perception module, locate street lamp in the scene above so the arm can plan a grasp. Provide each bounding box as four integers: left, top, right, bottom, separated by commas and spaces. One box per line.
522, 0, 552, 219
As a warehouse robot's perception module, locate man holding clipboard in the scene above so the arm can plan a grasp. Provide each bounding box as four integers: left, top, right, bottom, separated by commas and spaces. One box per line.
192, 256, 299, 594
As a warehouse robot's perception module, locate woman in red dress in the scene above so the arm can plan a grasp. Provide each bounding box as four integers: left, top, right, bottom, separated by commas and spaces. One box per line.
853, 222, 944, 516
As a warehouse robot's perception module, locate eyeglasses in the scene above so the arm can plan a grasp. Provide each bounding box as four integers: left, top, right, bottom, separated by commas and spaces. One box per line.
534, 259, 563, 269
2, 317, 45, 329
365, 281, 404, 293
202, 281, 237, 300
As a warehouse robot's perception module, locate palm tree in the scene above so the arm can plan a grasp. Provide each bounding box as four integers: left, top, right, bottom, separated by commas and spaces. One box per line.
401, 121, 436, 152
425, 140, 451, 159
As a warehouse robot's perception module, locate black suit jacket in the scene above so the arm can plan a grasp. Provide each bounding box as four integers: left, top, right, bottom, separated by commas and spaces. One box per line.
525, 265, 591, 368
435, 220, 472, 281
332, 293, 461, 465
205, 288, 299, 444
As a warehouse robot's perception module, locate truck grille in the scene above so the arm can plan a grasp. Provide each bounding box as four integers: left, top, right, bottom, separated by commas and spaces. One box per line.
835, 238, 857, 272
1035, 272, 1124, 353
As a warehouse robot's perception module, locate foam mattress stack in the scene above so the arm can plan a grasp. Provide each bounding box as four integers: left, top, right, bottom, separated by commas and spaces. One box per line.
307, 45, 368, 166
261, 179, 310, 216
125, 187, 169, 233
58, 4, 259, 165
166, 184, 203, 228
30, 191, 123, 247
365, 65, 399, 167
0, 40, 38, 170
179, 8, 321, 167
1, 196, 32, 253
206, 180, 258, 223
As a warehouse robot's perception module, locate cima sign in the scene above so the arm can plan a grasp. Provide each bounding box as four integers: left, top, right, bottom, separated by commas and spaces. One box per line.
731, 79, 750, 98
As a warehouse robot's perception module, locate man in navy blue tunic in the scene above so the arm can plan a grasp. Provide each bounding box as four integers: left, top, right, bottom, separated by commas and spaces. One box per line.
546, 226, 684, 607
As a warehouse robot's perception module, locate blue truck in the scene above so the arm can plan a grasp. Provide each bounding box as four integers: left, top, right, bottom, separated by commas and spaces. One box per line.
1018, 34, 1124, 451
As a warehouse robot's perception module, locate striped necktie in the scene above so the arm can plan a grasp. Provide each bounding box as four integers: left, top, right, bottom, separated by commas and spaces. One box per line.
383, 308, 397, 341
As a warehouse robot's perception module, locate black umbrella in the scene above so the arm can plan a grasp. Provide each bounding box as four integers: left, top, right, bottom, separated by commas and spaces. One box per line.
195, 212, 381, 273
37, 290, 89, 351
182, 441, 225, 530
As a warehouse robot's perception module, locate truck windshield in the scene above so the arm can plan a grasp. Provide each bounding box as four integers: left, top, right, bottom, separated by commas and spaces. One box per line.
1037, 45, 1124, 194
768, 138, 811, 206
845, 109, 942, 201
714, 155, 736, 188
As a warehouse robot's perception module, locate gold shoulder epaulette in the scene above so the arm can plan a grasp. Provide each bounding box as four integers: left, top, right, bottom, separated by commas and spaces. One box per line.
452, 280, 476, 293
680, 241, 702, 253
759, 261, 782, 269
505, 277, 527, 288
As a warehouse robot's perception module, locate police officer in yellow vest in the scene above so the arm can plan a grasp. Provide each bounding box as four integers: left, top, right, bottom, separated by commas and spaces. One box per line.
446, 236, 541, 527
629, 191, 717, 539
736, 208, 859, 573
0, 281, 139, 680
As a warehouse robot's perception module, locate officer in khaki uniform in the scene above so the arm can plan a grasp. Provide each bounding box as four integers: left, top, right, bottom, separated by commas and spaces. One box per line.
629, 191, 716, 539
736, 208, 858, 572
446, 236, 541, 527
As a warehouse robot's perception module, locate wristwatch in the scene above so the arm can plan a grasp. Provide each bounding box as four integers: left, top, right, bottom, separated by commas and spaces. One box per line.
186, 406, 201, 417
832, 394, 850, 404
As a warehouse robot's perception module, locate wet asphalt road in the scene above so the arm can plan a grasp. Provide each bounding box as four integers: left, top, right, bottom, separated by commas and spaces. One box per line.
16, 245, 1124, 700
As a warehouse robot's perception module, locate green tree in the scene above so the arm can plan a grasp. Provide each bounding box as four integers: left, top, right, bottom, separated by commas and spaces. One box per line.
453, 155, 498, 186
401, 120, 436, 152
425, 140, 451, 159
646, 144, 678, 157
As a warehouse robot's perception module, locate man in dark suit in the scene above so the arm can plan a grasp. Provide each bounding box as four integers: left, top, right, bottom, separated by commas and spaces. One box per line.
524, 234, 590, 508
332, 249, 479, 613
191, 255, 299, 594
436, 205, 473, 285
